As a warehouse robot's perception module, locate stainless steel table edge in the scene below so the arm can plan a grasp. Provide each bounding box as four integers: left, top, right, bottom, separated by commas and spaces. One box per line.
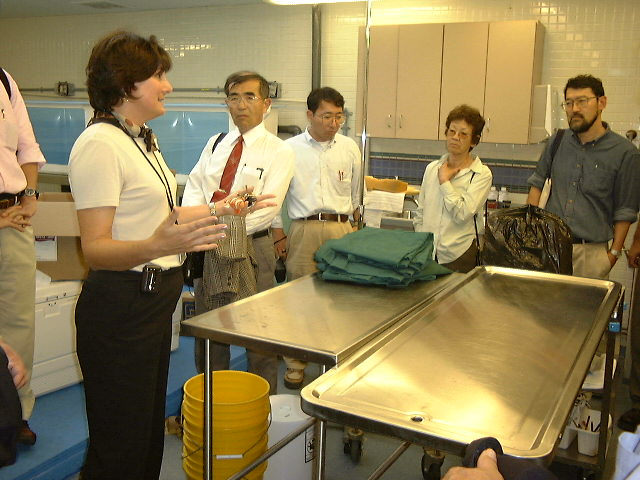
180, 272, 466, 367
300, 267, 623, 464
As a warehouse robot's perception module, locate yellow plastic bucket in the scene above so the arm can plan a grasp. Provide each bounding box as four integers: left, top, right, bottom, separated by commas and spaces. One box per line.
182, 371, 270, 480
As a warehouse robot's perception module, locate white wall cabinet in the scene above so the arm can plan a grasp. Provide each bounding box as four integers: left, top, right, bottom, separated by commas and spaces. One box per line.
482, 20, 545, 143
438, 22, 489, 140
361, 20, 544, 144
366, 23, 444, 140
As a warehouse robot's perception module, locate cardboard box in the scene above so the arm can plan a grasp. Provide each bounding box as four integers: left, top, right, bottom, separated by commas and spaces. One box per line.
32, 192, 88, 281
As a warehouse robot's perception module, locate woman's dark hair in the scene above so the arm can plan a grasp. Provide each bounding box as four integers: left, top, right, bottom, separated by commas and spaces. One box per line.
445, 104, 485, 148
86, 31, 172, 112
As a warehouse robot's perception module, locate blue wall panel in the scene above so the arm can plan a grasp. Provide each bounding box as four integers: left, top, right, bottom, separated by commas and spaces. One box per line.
27, 105, 229, 175
149, 111, 229, 174
28, 107, 85, 165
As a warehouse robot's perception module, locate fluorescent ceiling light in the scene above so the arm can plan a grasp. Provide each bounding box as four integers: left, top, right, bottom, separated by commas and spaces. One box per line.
265, 0, 367, 4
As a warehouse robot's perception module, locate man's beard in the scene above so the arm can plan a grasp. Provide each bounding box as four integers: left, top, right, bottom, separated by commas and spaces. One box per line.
569, 113, 597, 133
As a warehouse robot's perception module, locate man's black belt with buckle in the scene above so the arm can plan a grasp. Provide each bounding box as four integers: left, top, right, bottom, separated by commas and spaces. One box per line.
0, 192, 19, 210
251, 229, 270, 239
304, 213, 349, 222
572, 236, 595, 244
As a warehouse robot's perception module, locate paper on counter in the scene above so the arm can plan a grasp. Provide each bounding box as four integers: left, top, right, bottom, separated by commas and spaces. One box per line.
364, 190, 405, 213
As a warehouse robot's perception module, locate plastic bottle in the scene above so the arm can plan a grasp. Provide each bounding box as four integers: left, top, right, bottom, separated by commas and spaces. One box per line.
487, 186, 498, 209
498, 186, 511, 209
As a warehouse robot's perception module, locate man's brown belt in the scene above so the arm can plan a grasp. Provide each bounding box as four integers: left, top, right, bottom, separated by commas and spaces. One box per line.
0, 194, 18, 210
303, 213, 349, 222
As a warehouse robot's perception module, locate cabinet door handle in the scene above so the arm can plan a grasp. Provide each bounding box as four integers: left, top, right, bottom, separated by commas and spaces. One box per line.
387, 114, 392, 128
485, 117, 491, 132
399, 114, 404, 129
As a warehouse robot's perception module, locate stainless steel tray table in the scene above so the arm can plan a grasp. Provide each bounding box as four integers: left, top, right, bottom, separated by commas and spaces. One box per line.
181, 272, 462, 479
181, 273, 461, 365
301, 266, 623, 465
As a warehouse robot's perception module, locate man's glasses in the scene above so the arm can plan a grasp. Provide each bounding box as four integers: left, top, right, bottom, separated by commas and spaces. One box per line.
561, 96, 598, 110
316, 113, 346, 125
226, 94, 264, 106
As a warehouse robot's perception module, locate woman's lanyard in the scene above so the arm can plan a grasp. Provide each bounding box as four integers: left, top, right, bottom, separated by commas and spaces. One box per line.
87, 113, 174, 211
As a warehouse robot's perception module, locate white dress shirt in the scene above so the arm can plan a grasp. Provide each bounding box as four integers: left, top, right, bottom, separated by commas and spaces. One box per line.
272, 129, 362, 228
182, 122, 294, 235
413, 154, 492, 264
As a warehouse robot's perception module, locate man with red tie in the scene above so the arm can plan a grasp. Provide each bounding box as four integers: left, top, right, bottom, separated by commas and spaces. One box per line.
183, 71, 294, 393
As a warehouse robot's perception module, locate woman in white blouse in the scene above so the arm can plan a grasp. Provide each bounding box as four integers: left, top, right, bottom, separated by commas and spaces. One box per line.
414, 105, 492, 273
69, 31, 273, 479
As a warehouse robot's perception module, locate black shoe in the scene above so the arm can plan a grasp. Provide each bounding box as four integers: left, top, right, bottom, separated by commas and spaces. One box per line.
17, 420, 37, 445
618, 408, 640, 432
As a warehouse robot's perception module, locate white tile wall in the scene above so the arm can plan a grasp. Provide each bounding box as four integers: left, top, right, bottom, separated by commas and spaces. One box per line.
0, 0, 639, 151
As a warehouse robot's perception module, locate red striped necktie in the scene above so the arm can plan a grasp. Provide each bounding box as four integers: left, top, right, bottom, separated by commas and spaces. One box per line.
212, 135, 243, 202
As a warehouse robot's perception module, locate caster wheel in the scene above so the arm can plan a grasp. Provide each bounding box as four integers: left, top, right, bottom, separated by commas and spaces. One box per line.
343, 437, 363, 462
343, 440, 351, 454
349, 438, 362, 462
422, 453, 444, 480
343, 426, 364, 462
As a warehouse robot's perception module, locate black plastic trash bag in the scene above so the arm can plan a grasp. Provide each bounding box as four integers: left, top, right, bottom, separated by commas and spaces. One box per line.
483, 205, 573, 275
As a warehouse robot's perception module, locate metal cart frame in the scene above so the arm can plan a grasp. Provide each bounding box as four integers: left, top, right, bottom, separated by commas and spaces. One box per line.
181, 272, 461, 480
182, 267, 623, 479
301, 267, 624, 477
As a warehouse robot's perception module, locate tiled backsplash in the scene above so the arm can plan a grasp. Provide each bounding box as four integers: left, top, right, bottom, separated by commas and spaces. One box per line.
370, 154, 536, 194
1, 0, 638, 182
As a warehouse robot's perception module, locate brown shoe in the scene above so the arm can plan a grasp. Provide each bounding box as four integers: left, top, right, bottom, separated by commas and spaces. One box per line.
17, 420, 37, 445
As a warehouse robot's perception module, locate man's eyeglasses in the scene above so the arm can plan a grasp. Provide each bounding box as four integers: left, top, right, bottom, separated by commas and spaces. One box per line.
561, 96, 598, 110
316, 113, 346, 125
445, 128, 470, 140
226, 94, 264, 106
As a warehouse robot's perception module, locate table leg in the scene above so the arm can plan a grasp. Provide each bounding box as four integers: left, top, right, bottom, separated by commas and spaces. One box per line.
314, 364, 328, 480
204, 338, 213, 480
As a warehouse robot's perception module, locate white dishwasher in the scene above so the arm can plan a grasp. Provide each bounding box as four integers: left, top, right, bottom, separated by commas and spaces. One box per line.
33, 276, 83, 396
33, 272, 183, 397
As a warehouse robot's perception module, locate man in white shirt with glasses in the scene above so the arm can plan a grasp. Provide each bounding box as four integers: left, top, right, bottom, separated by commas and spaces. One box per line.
272, 87, 362, 389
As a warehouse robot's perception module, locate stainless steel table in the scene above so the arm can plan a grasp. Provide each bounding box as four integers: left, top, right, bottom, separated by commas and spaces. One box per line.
181, 272, 461, 479
301, 266, 623, 469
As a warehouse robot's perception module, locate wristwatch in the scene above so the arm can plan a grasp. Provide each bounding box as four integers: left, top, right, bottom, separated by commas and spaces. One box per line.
20, 188, 39, 199
609, 248, 622, 258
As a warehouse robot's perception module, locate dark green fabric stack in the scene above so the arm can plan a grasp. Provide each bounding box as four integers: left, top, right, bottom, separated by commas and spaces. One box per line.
314, 227, 451, 287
